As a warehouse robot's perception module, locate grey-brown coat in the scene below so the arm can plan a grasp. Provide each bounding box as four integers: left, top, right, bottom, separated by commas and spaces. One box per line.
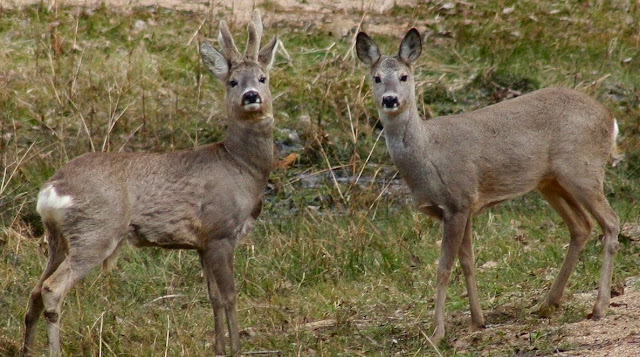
357, 28, 619, 343
22, 11, 278, 357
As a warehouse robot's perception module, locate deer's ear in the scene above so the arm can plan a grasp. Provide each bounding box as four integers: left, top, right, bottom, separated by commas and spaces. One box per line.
258, 36, 278, 70
356, 32, 381, 66
398, 28, 422, 64
200, 41, 229, 80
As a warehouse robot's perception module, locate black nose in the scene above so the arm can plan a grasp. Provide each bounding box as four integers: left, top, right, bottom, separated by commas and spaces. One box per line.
382, 95, 399, 109
242, 90, 261, 105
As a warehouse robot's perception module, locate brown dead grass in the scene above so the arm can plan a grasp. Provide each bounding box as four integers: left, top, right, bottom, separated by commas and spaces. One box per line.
2, 1, 639, 356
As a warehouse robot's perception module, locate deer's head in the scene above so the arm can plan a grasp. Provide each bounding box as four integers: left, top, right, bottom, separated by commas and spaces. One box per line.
200, 11, 278, 120
356, 28, 422, 118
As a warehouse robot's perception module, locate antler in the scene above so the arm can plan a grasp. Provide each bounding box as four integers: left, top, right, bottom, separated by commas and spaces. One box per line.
217, 20, 241, 61
244, 10, 263, 61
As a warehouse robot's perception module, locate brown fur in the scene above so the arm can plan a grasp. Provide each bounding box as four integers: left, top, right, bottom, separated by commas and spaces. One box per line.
357, 29, 619, 343
22, 11, 278, 357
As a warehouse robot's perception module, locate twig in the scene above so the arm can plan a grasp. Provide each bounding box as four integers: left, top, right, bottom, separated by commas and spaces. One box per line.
144, 294, 187, 306
164, 318, 170, 357
99, 311, 104, 357
346, 96, 357, 144
66, 98, 95, 152
243, 351, 282, 356
102, 102, 132, 152
368, 170, 399, 220
350, 128, 383, 192
117, 124, 144, 153
0, 141, 36, 196
283, 164, 353, 188
316, 137, 346, 203
277, 39, 292, 63
342, 10, 368, 62
418, 327, 444, 357
187, 17, 208, 46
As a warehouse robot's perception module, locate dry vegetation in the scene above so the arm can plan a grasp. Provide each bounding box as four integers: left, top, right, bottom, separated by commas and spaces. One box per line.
1, 0, 640, 356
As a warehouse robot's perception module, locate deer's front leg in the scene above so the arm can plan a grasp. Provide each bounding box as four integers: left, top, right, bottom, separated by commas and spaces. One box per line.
432, 211, 468, 344
200, 251, 227, 356
457, 214, 485, 330
202, 238, 240, 356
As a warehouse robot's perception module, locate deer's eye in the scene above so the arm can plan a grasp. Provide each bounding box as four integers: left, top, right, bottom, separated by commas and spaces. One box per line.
228, 80, 238, 87
259, 76, 267, 84
400, 75, 408, 82
374, 76, 381, 83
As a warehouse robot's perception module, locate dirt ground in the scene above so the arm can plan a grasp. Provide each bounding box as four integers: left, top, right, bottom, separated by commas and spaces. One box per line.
4, 1, 640, 356
453, 278, 640, 356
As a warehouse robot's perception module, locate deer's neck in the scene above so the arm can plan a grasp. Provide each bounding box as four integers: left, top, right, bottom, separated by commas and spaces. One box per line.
381, 105, 448, 209
382, 105, 424, 156
224, 115, 274, 179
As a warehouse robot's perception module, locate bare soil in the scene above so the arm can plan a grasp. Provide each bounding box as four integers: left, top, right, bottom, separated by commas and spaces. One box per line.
452, 279, 640, 356
4, 1, 640, 356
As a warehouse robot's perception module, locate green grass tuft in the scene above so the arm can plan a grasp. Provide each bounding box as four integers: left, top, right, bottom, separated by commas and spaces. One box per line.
1, 1, 640, 355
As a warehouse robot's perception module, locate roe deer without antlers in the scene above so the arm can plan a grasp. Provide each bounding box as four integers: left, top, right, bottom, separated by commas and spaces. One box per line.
21, 11, 278, 357
356, 28, 620, 343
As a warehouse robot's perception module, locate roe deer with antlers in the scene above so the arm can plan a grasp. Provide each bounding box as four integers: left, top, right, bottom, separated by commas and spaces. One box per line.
21, 11, 278, 357
356, 28, 619, 343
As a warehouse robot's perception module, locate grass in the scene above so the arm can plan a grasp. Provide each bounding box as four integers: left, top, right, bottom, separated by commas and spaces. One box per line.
1, 1, 640, 356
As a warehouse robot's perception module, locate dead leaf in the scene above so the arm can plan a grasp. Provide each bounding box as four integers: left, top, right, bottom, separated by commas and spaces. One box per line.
277, 153, 298, 169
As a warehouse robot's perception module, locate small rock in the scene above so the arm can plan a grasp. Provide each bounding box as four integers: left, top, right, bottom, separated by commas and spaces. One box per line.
239, 327, 257, 338
441, 3, 456, 10
133, 20, 147, 33
480, 261, 498, 269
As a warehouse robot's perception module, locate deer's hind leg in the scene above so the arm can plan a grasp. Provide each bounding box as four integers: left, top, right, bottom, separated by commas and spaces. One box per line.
537, 180, 593, 316
556, 174, 619, 320
22, 224, 68, 356
40, 226, 127, 357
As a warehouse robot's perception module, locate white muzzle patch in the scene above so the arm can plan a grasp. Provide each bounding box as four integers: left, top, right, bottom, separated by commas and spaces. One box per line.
242, 102, 262, 111
382, 104, 400, 113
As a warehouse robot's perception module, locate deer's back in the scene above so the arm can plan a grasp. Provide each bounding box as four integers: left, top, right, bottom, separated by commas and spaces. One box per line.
398, 87, 614, 214
438, 87, 613, 169
40, 143, 266, 249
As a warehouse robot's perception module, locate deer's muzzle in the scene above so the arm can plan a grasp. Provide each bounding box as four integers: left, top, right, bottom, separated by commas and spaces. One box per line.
242, 90, 262, 110
382, 94, 400, 112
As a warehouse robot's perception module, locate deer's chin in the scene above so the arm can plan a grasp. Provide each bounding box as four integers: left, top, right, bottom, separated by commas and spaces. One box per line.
381, 105, 401, 114
242, 103, 262, 112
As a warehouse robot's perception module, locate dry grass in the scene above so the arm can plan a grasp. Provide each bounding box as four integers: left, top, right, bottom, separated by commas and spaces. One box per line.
1, 1, 640, 356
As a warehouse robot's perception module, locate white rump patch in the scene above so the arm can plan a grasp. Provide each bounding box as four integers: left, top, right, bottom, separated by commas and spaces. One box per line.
613, 119, 619, 142
36, 185, 74, 223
